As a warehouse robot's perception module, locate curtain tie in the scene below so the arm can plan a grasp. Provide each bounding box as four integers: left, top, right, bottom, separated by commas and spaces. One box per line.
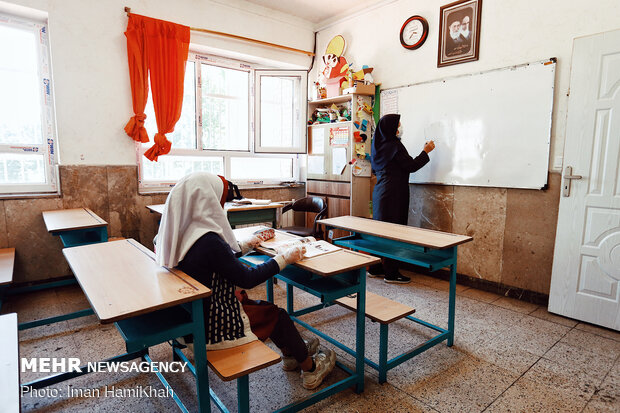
143, 132, 172, 161
124, 113, 149, 143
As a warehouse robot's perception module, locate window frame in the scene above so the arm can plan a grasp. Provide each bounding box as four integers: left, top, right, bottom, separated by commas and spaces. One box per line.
0, 13, 59, 197
138, 52, 306, 193
254, 69, 308, 154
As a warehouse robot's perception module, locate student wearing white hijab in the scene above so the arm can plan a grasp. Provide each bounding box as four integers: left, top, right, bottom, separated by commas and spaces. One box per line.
155, 172, 336, 390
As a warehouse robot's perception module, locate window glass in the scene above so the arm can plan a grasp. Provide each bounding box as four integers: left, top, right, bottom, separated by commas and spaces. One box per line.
259, 75, 301, 148
230, 157, 293, 180
0, 153, 46, 184
141, 155, 223, 182
0, 24, 42, 145
201, 64, 249, 151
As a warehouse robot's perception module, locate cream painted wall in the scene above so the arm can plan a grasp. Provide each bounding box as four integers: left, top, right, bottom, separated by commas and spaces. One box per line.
1, 0, 315, 165
311, 0, 620, 173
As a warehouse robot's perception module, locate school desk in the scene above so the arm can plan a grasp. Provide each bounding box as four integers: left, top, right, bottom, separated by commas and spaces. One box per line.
21, 239, 213, 412
318, 215, 473, 382
232, 227, 380, 412
42, 208, 108, 247
0, 313, 19, 413
147, 201, 285, 228
12, 209, 110, 330
0, 248, 15, 312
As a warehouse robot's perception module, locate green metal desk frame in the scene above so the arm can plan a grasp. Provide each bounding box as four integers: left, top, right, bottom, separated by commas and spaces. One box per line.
227, 208, 278, 229
323, 228, 459, 384
22, 299, 211, 413
180, 253, 367, 413
10, 226, 108, 330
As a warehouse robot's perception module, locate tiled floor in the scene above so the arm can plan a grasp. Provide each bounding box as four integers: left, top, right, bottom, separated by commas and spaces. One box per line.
3, 270, 619, 412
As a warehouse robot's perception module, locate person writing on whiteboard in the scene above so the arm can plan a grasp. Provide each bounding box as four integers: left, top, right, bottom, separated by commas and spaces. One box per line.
369, 114, 435, 283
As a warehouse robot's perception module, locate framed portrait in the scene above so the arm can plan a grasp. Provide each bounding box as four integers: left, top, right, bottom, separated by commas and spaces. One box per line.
437, 0, 482, 67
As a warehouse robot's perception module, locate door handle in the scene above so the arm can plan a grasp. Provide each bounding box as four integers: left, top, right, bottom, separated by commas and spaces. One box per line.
562, 166, 582, 197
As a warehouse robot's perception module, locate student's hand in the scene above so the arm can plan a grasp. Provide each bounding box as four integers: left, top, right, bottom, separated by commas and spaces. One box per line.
242, 235, 263, 250
282, 245, 306, 264
424, 140, 435, 153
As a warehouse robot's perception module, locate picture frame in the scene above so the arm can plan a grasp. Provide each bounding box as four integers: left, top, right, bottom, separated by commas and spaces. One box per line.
437, 0, 482, 67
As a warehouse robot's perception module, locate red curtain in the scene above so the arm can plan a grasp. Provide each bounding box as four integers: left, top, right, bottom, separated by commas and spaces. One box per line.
124, 14, 190, 161
123, 15, 149, 143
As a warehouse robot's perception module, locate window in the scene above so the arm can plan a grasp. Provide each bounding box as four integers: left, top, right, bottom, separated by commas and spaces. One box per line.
255, 71, 307, 153
0, 13, 58, 195
138, 54, 306, 192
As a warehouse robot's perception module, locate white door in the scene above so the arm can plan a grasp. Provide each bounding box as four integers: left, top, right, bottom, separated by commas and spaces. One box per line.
548, 29, 620, 331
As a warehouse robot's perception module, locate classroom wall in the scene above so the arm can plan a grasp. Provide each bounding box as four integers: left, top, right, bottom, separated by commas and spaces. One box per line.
0, 0, 313, 283
2, 0, 315, 165
311, 0, 620, 295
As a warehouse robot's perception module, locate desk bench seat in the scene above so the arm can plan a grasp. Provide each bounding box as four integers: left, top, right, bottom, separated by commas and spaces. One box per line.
335, 291, 415, 324
173, 339, 281, 413
334, 292, 427, 384
208, 340, 281, 381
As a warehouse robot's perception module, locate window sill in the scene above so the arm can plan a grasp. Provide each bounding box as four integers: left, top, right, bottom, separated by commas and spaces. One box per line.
138, 182, 304, 195
0, 191, 61, 200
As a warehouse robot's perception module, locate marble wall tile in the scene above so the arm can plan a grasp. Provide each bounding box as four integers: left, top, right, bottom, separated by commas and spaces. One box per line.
0, 201, 8, 248
452, 186, 507, 283
106, 166, 140, 238
60, 165, 110, 225
4, 197, 68, 282
501, 173, 561, 294
409, 184, 454, 232
136, 193, 167, 251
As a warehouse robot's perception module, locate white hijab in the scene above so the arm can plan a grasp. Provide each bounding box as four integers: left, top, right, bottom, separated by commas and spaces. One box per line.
156, 172, 241, 268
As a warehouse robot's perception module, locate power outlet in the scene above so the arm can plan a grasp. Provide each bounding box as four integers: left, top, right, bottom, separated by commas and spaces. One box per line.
553, 156, 563, 169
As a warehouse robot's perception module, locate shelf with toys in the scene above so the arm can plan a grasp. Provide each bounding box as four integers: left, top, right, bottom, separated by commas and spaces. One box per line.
305, 36, 377, 235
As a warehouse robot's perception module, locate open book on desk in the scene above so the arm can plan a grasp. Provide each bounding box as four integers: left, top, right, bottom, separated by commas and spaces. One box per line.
260, 234, 340, 259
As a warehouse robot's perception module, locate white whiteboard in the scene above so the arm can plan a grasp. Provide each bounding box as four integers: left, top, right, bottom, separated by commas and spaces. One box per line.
380, 59, 555, 189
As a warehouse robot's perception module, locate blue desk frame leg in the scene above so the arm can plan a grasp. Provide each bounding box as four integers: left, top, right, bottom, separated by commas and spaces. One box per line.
355, 267, 366, 393
237, 375, 250, 413
378, 323, 389, 384
191, 299, 211, 413
447, 247, 457, 347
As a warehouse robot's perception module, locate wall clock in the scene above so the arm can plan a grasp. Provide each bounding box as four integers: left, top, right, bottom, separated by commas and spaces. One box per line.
400, 16, 429, 50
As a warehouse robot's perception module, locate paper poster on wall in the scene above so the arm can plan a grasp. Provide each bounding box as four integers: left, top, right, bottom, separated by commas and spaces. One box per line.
351, 158, 371, 177
311, 128, 324, 154
329, 127, 349, 147
308, 155, 324, 175
380, 89, 399, 115
332, 147, 347, 175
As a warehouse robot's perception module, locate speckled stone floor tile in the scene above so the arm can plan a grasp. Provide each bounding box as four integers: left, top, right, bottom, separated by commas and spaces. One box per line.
560, 328, 620, 359
492, 296, 538, 314
409, 356, 518, 413
543, 341, 615, 379
574, 322, 620, 342
529, 306, 579, 328
457, 287, 501, 303
485, 377, 590, 413
522, 357, 601, 401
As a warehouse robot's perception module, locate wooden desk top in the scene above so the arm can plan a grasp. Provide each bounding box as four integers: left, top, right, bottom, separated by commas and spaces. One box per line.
233, 227, 379, 277
146, 202, 285, 215
63, 239, 211, 323
0, 248, 15, 286
318, 216, 473, 249
0, 313, 19, 412
42, 208, 107, 232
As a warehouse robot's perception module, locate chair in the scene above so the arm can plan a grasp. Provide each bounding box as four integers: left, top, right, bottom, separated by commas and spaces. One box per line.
280, 196, 327, 239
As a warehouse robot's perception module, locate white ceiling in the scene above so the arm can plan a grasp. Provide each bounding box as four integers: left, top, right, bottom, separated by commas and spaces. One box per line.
243, 0, 385, 26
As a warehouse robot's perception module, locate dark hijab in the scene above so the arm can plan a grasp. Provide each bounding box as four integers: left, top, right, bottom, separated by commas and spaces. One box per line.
371, 114, 401, 171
